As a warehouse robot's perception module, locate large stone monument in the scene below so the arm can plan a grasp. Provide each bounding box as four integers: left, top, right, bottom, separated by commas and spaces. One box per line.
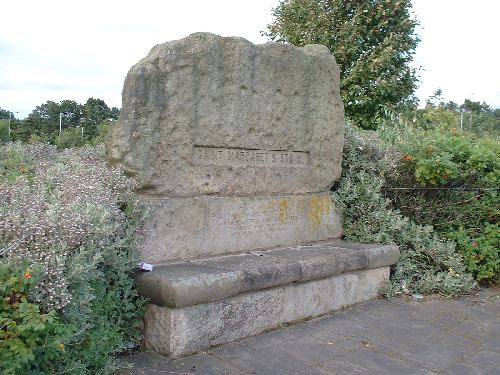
107, 33, 399, 358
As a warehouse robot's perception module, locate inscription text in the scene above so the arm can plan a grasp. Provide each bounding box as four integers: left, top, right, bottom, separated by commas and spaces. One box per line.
193, 147, 309, 167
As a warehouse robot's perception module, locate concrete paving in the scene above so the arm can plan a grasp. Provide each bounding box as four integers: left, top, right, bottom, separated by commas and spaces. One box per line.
122, 287, 500, 375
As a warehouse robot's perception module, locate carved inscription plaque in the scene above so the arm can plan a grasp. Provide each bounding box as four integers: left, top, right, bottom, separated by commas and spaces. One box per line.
193, 146, 309, 167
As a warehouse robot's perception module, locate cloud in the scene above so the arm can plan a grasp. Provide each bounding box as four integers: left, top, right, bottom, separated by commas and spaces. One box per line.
412, 0, 500, 107
1, 0, 498, 118
0, 0, 276, 117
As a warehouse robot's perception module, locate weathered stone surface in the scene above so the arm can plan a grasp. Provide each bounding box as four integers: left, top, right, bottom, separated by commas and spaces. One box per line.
143, 267, 390, 357
139, 192, 342, 263
135, 263, 243, 308
135, 240, 399, 307
107, 32, 344, 197
110, 33, 399, 362
193, 253, 303, 294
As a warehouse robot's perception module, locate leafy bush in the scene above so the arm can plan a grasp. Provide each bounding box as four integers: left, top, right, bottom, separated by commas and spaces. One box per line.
0, 143, 147, 374
91, 121, 114, 146
55, 128, 86, 149
333, 124, 476, 297
0, 120, 9, 143
379, 120, 499, 282
0, 261, 73, 375
0, 145, 33, 185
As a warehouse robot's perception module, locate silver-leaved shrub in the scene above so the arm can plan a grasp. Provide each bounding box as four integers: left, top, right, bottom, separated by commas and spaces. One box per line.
0, 142, 147, 374
333, 124, 476, 297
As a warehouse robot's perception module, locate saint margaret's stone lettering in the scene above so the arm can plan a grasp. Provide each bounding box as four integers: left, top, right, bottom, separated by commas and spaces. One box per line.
193, 147, 309, 167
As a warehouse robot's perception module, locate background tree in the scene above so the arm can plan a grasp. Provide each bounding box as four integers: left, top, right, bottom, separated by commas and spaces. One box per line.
23, 100, 83, 142
0, 108, 12, 120
81, 98, 119, 139
266, 0, 420, 129
18, 98, 120, 143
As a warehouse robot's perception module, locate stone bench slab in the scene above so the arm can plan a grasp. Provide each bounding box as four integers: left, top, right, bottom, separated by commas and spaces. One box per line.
135, 240, 399, 308
144, 267, 391, 357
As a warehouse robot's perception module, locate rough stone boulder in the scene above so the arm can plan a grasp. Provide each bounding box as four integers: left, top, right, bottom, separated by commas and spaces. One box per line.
107, 32, 344, 197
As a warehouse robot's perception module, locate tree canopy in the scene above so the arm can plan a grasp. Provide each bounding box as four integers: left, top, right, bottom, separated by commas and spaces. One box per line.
266, 0, 420, 129
6, 98, 119, 143
0, 108, 12, 120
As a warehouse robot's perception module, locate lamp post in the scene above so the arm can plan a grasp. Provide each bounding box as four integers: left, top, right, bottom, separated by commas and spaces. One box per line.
59, 112, 72, 133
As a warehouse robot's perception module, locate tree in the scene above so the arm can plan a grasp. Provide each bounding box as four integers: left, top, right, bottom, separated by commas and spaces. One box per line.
0, 108, 12, 120
265, 0, 420, 129
21, 98, 119, 143
24, 100, 83, 141
426, 88, 444, 107
461, 99, 490, 113
81, 98, 119, 139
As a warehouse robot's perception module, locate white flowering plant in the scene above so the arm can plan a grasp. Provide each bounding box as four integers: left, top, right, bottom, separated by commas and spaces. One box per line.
0, 143, 147, 374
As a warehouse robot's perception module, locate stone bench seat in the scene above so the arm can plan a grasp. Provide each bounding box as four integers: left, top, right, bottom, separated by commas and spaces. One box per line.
136, 239, 399, 308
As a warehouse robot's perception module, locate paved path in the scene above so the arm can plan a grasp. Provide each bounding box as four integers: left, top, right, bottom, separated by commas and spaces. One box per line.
123, 287, 499, 375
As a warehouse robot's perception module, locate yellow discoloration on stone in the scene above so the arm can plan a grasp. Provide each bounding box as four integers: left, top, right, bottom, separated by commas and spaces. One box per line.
278, 199, 290, 223
308, 196, 331, 225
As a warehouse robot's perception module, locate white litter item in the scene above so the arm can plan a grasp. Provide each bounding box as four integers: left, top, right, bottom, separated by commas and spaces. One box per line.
138, 262, 153, 271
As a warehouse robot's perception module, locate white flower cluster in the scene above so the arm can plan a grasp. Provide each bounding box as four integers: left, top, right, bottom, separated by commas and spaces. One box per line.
0, 144, 137, 310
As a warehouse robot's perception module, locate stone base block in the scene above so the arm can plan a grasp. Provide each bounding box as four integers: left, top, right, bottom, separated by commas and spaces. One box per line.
143, 267, 389, 358
140, 192, 342, 263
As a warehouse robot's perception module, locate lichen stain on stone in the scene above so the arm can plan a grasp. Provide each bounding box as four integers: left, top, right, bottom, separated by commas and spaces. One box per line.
278, 199, 290, 223
308, 196, 331, 225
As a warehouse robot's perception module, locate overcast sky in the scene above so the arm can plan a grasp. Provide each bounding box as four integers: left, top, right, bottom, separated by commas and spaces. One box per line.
1, 0, 499, 118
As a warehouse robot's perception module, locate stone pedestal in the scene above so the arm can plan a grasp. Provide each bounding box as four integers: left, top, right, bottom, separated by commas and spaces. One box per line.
106, 33, 399, 358
140, 193, 342, 263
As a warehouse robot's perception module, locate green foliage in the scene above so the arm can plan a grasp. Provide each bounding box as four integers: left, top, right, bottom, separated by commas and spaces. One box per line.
0, 143, 147, 374
91, 120, 114, 145
446, 225, 499, 282
55, 127, 85, 149
0, 145, 33, 185
266, 0, 419, 129
23, 100, 82, 143
333, 124, 476, 297
0, 261, 74, 375
81, 98, 120, 140
0, 108, 12, 120
0, 120, 9, 143
415, 106, 460, 131
414, 94, 499, 136
379, 117, 499, 282
13, 98, 119, 144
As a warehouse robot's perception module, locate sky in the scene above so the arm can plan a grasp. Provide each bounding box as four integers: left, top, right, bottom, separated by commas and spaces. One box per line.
1, 0, 499, 118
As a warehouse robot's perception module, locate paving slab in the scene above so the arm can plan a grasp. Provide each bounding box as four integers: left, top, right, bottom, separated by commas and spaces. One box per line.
122, 287, 499, 375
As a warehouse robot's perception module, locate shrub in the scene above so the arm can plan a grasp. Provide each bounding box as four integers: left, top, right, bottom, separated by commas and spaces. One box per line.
379, 120, 499, 282
0, 145, 33, 185
0, 120, 9, 143
55, 128, 86, 149
91, 121, 114, 145
333, 124, 476, 297
0, 143, 147, 374
0, 261, 74, 375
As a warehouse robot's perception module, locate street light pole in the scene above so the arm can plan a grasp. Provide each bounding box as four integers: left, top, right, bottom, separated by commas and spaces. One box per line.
59, 112, 73, 133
